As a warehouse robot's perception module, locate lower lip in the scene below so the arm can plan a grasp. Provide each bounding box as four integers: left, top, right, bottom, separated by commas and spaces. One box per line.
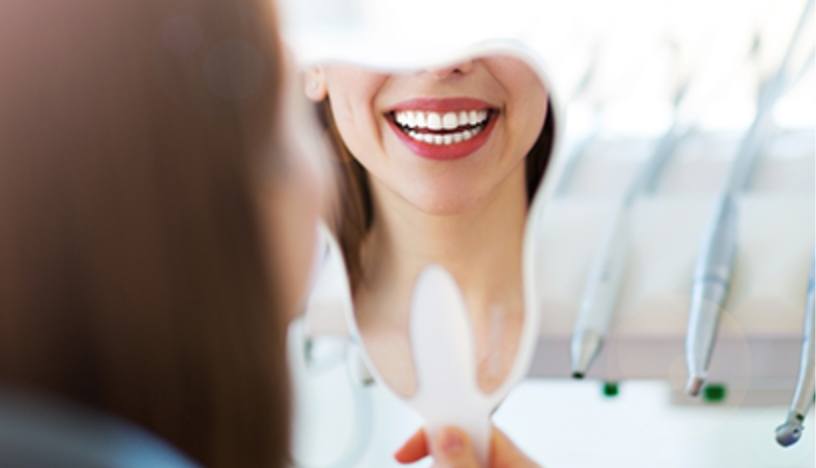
386, 114, 498, 161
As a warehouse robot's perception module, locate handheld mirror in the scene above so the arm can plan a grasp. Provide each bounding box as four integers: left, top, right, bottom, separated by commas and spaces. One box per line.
303, 48, 558, 464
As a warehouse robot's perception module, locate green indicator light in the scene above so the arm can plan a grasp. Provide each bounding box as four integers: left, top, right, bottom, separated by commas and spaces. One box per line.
602, 381, 619, 398
702, 383, 727, 403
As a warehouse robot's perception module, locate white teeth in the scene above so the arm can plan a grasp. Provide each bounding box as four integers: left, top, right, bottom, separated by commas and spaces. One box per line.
396, 111, 417, 128
468, 110, 479, 125
395, 108, 490, 130
426, 112, 442, 130
396, 106, 492, 147
442, 112, 458, 130
405, 111, 416, 128
404, 125, 484, 145
415, 112, 426, 127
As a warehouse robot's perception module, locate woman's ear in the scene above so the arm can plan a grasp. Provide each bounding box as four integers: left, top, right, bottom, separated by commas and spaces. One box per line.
303, 67, 328, 101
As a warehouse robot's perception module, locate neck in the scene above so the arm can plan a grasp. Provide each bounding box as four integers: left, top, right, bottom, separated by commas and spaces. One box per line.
357, 163, 527, 324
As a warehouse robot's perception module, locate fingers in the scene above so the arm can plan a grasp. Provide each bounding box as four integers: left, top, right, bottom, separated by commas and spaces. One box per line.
428, 427, 481, 468
394, 429, 428, 464
395, 426, 540, 467
395, 427, 480, 467
491, 427, 540, 468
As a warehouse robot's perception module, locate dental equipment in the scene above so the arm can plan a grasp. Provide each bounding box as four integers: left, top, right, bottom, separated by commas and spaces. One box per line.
775, 254, 815, 447
555, 49, 601, 196
570, 44, 696, 378
685, 0, 814, 396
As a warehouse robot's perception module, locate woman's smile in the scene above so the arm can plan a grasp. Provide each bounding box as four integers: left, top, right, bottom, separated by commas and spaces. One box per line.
384, 97, 500, 160
308, 57, 548, 214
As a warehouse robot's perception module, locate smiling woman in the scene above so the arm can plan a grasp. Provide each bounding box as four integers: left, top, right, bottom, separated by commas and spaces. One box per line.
311, 57, 554, 280
303, 55, 554, 401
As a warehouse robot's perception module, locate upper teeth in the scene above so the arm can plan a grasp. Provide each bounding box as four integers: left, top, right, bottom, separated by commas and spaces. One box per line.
394, 110, 489, 130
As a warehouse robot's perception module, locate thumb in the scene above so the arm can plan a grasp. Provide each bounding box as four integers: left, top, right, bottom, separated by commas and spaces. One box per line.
429, 427, 481, 468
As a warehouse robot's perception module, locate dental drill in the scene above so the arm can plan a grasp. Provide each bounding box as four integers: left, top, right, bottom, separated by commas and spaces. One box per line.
570, 44, 696, 378
685, 0, 814, 396
775, 254, 815, 447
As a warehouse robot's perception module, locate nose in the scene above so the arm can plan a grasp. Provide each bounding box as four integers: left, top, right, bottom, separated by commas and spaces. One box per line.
425, 60, 474, 79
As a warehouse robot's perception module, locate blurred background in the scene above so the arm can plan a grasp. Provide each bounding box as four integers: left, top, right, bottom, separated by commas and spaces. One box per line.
280, 0, 814, 466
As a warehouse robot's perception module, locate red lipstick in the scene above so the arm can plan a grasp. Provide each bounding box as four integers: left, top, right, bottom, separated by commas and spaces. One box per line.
386, 97, 499, 161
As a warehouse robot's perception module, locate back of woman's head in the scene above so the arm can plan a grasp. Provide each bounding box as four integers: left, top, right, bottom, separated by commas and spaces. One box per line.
0, 1, 289, 466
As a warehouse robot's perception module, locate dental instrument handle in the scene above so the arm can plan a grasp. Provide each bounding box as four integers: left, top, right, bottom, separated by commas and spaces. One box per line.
762, 0, 814, 108
685, 193, 738, 395
724, 112, 774, 193
751, 0, 814, 116
686, 4, 812, 395
570, 68, 693, 377
790, 46, 815, 91
792, 259, 816, 416
628, 123, 693, 200
571, 203, 629, 377
728, 0, 815, 192
775, 255, 815, 446
628, 42, 699, 200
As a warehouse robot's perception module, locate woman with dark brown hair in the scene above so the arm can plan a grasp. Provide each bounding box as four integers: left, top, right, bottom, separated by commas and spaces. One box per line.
302, 56, 553, 467
0, 0, 327, 466
0, 0, 544, 464
304, 59, 554, 396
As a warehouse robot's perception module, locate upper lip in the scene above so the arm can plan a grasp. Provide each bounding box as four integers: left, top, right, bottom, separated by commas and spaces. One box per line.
386, 97, 497, 113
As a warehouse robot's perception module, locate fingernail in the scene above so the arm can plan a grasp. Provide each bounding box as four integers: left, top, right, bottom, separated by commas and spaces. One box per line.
440, 429, 464, 455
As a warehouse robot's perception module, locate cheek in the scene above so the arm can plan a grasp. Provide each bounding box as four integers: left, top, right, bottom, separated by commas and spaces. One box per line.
327, 95, 389, 182
328, 96, 369, 149
504, 87, 548, 161
325, 70, 389, 164
485, 58, 549, 155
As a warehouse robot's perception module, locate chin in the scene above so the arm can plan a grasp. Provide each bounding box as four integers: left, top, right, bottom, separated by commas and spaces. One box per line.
399, 185, 484, 215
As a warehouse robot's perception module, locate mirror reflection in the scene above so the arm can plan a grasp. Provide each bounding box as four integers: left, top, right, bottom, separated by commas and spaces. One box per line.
303, 54, 554, 396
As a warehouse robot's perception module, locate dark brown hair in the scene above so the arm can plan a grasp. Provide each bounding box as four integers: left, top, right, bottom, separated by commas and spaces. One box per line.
321, 99, 555, 288
0, 1, 289, 467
